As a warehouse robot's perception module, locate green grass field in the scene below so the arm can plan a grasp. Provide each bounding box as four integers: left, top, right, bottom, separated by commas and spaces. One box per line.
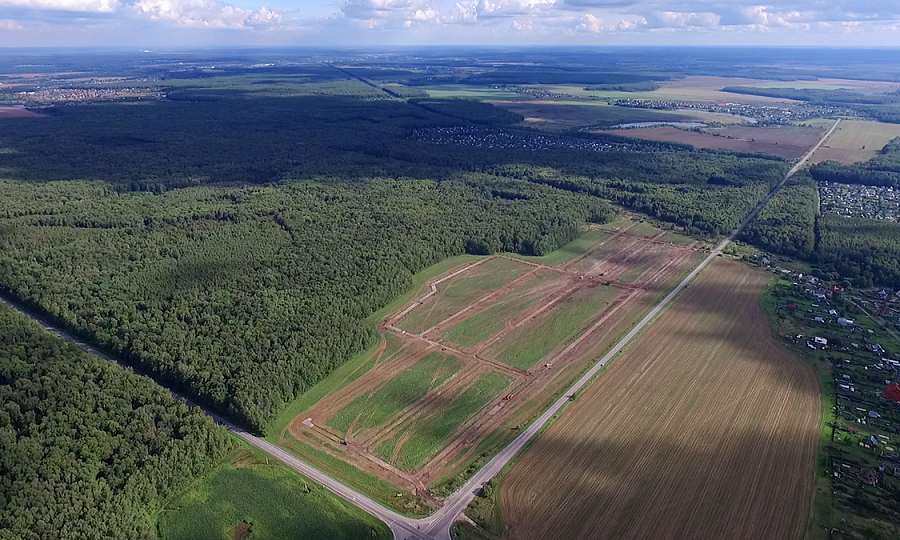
595, 216, 633, 231
269, 255, 483, 438
507, 228, 611, 266
280, 433, 433, 516
812, 120, 900, 164
366, 254, 483, 324
327, 351, 461, 434
158, 447, 390, 540
495, 284, 621, 370
267, 333, 407, 438
398, 257, 533, 334
443, 293, 541, 348
627, 221, 661, 238
800, 118, 838, 127
376, 372, 512, 469
528, 85, 710, 102
420, 85, 524, 100
660, 231, 696, 245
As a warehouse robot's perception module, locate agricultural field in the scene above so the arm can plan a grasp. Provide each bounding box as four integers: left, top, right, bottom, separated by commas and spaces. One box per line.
420, 85, 525, 101
601, 124, 828, 159
281, 219, 703, 503
158, 445, 391, 540
0, 106, 45, 118
498, 261, 822, 540
810, 120, 900, 164
491, 100, 710, 131
524, 77, 801, 104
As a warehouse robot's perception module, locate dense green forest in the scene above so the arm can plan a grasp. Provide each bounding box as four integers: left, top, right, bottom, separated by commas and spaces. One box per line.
741, 164, 900, 287
0, 177, 610, 430
0, 74, 788, 429
740, 173, 818, 259
722, 86, 900, 105
0, 304, 232, 540
409, 98, 524, 125
811, 138, 900, 187
816, 215, 900, 287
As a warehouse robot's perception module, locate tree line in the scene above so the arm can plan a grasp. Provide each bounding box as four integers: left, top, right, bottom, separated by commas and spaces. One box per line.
811, 138, 900, 188
0, 176, 610, 431
741, 169, 900, 288
0, 77, 791, 430
0, 304, 232, 540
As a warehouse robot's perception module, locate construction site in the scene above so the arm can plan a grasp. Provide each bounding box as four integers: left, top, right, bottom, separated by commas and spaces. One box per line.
285, 221, 705, 500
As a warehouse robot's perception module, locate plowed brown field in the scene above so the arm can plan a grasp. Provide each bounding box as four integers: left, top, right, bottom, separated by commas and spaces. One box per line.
500, 260, 821, 540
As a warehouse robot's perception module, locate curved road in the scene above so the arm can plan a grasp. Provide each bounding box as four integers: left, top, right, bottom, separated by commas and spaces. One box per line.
0, 119, 839, 540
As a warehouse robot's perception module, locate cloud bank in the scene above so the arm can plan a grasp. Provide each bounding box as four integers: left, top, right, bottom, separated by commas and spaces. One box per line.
0, 0, 897, 44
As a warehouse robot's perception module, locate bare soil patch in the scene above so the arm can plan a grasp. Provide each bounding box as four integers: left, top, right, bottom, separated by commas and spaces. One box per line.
601, 124, 825, 158
228, 522, 252, 540
500, 261, 821, 540
0, 107, 46, 119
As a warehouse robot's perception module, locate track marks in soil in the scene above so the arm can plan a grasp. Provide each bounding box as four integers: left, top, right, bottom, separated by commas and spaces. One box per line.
500, 261, 821, 540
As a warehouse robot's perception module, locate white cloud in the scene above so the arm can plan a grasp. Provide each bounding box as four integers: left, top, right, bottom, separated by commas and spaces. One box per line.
342, 0, 443, 25
470, 0, 556, 18
133, 0, 284, 28
644, 10, 718, 28
341, 0, 556, 27
0, 0, 116, 12
0, 18, 23, 28
573, 12, 603, 31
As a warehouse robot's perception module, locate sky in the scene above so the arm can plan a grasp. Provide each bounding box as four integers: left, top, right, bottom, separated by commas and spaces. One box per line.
1, 0, 899, 47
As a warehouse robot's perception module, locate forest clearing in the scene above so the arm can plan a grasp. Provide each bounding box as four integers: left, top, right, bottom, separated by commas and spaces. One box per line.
0, 107, 46, 118
600, 124, 827, 158
283, 220, 704, 500
498, 260, 822, 540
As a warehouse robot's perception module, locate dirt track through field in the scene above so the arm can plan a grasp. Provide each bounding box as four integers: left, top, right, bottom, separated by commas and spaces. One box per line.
500, 261, 821, 540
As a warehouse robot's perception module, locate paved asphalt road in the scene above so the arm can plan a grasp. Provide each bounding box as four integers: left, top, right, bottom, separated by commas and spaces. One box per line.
0, 118, 839, 540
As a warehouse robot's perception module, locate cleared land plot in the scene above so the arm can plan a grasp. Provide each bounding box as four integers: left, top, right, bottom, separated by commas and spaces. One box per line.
526, 78, 799, 104
508, 228, 610, 266
491, 100, 706, 131
420, 85, 525, 101
375, 372, 512, 470
810, 120, 900, 164
600, 124, 825, 158
396, 257, 534, 334
0, 107, 46, 118
326, 350, 462, 435
284, 225, 701, 500
500, 261, 821, 540
441, 271, 558, 349
491, 283, 623, 370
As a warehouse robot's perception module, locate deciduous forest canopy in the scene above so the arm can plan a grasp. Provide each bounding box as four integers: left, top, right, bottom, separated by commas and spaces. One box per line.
0, 73, 789, 430
0, 305, 232, 540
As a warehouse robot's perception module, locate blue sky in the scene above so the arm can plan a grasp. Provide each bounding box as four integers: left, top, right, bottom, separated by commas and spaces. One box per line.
1, 0, 899, 47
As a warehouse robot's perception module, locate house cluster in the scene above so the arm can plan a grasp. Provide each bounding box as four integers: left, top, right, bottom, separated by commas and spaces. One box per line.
819, 181, 900, 221
610, 98, 855, 125
410, 126, 643, 154
491, 85, 569, 100
10, 87, 158, 105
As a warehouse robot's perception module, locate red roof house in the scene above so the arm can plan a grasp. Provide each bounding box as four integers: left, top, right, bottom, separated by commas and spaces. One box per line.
886, 382, 900, 402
